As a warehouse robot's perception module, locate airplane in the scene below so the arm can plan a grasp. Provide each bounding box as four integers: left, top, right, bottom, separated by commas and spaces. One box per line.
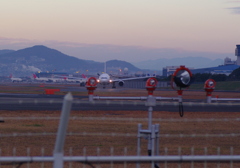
97, 73, 155, 88
96, 63, 155, 88
32, 74, 54, 82
9, 74, 23, 82
65, 74, 87, 83
53, 74, 88, 85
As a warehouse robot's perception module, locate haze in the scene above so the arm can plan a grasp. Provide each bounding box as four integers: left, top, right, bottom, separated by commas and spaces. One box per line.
0, 0, 239, 62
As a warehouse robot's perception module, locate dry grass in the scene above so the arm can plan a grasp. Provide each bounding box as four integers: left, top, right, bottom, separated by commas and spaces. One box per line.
1, 110, 240, 154
1, 110, 240, 167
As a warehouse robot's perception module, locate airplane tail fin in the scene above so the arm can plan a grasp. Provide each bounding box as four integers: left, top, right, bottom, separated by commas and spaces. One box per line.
9, 74, 12, 78
33, 74, 37, 79
82, 74, 87, 78
104, 62, 106, 73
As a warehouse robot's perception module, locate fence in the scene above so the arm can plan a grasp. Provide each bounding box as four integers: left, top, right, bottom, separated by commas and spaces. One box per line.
0, 92, 240, 167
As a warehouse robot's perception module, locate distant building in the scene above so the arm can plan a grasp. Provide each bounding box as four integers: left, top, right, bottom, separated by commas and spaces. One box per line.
162, 66, 178, 77
235, 44, 240, 65
162, 66, 194, 77
221, 45, 240, 66
191, 65, 240, 76
224, 57, 236, 65
191, 44, 240, 75
162, 45, 240, 76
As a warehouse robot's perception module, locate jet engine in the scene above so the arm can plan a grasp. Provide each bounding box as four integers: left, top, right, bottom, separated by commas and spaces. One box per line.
118, 80, 124, 86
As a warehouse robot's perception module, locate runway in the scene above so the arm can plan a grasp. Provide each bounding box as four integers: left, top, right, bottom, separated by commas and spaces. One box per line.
0, 93, 240, 112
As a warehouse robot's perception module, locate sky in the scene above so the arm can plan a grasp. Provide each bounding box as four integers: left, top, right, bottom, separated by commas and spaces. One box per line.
0, 0, 240, 62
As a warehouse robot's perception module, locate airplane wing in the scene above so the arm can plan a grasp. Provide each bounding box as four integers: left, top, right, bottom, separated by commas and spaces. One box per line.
111, 76, 155, 82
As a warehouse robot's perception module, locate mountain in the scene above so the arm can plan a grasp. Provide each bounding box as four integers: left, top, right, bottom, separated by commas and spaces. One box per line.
0, 49, 15, 55
132, 57, 224, 70
0, 45, 231, 77
0, 45, 141, 76
53, 44, 232, 63
106, 60, 140, 72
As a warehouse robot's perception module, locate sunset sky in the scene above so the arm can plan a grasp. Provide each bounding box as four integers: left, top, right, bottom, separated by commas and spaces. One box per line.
0, 0, 239, 62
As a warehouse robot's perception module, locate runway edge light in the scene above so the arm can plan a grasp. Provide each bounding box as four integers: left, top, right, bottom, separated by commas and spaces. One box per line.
171, 65, 194, 90
145, 77, 158, 95
204, 79, 216, 103
86, 77, 97, 101
171, 65, 194, 117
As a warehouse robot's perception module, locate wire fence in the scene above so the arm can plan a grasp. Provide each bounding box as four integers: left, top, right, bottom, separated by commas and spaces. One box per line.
2, 98, 240, 105
0, 93, 240, 167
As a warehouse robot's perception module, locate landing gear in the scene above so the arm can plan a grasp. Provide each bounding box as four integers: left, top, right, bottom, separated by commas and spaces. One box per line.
112, 82, 116, 89
80, 82, 85, 87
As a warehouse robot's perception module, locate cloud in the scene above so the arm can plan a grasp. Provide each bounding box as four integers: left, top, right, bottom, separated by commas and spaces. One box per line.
227, 6, 240, 14
225, 0, 240, 14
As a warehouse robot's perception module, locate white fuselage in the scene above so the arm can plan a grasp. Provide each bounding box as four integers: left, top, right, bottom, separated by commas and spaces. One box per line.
66, 77, 86, 83
96, 72, 155, 89
11, 77, 22, 82
34, 77, 51, 82
53, 74, 87, 83
97, 73, 112, 85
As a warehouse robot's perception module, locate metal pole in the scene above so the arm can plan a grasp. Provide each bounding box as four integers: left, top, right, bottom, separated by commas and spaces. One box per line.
211, 98, 240, 101
207, 96, 212, 103
151, 125, 155, 168
53, 92, 73, 168
206, 91, 212, 103
137, 124, 142, 168
89, 94, 94, 102
93, 96, 147, 100
148, 106, 153, 156
155, 124, 160, 156
2, 155, 240, 163
155, 124, 160, 168
178, 94, 182, 103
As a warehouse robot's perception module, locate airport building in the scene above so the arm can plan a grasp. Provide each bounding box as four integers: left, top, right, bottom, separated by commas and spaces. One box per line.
191, 44, 240, 75
190, 64, 240, 76
162, 66, 194, 77
236, 44, 240, 65
162, 66, 178, 77
162, 44, 240, 76
224, 57, 236, 65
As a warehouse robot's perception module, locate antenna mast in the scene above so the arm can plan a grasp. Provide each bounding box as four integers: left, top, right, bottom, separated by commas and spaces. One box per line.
104, 62, 107, 73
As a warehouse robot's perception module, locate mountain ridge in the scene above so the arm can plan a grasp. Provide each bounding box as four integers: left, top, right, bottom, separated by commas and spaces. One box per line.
132, 57, 224, 70
0, 45, 230, 77
0, 45, 141, 76
0, 49, 15, 55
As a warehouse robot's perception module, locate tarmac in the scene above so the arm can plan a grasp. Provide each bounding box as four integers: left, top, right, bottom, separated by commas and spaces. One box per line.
0, 92, 239, 112
0, 82, 239, 112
